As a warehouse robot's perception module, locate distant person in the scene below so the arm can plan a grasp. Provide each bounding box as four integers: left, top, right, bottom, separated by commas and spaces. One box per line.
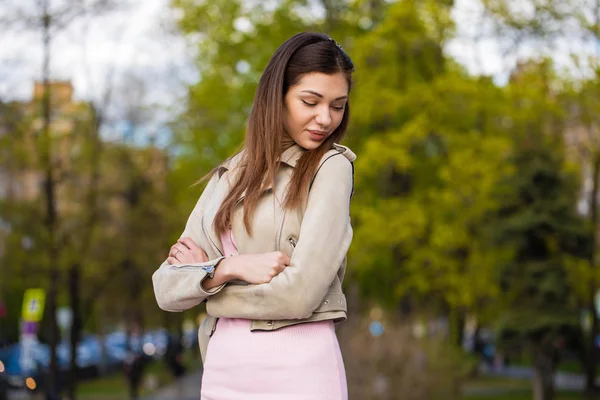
153, 32, 356, 399
123, 351, 144, 400
0, 374, 7, 400
164, 334, 185, 379
123, 329, 145, 400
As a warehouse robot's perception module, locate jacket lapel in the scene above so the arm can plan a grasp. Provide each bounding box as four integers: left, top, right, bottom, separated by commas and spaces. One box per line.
205, 144, 306, 252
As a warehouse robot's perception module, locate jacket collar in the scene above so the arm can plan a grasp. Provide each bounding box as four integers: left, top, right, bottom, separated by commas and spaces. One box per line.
278, 143, 357, 167
222, 142, 355, 173
221, 142, 355, 208
279, 144, 306, 168
220, 144, 305, 173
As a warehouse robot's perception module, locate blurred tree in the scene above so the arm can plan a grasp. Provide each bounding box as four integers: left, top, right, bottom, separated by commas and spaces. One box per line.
489, 139, 589, 400
479, 0, 600, 392
346, 0, 512, 350
170, 0, 506, 347
169, 0, 493, 391
0, 1, 118, 397
0, 100, 45, 343
483, 59, 591, 400
561, 66, 600, 397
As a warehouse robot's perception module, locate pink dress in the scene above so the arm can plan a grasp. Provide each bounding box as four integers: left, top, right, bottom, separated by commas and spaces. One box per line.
200, 229, 348, 400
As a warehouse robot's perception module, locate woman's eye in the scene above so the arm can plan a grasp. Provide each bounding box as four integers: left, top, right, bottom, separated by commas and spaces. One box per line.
332, 105, 345, 111
302, 100, 317, 107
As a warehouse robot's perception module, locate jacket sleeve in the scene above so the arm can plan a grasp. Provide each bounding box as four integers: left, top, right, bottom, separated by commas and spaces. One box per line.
206, 154, 353, 320
152, 173, 227, 312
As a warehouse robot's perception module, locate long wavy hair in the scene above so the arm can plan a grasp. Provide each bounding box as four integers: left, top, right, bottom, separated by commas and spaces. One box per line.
212, 32, 355, 236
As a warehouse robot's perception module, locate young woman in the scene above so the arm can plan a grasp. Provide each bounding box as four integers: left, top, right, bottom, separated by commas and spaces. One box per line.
152, 32, 356, 399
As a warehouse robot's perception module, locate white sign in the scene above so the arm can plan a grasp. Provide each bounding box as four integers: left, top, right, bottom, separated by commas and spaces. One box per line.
57, 307, 73, 331
19, 334, 38, 373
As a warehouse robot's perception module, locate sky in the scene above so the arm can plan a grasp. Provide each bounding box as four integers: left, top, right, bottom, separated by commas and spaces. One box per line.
0, 0, 195, 102
0, 0, 596, 142
0, 0, 197, 144
0, 0, 496, 103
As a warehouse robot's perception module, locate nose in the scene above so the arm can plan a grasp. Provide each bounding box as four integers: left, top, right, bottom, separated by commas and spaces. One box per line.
315, 106, 332, 129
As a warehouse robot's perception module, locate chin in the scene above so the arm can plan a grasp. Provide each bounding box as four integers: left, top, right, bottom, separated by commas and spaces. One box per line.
298, 142, 321, 151
298, 136, 329, 151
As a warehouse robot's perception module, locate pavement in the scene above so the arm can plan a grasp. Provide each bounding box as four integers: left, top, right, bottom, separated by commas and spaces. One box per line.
481, 365, 596, 391
459, 364, 600, 396
146, 365, 596, 399
143, 369, 203, 400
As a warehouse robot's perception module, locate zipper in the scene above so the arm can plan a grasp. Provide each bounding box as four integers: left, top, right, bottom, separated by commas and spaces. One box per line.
288, 236, 297, 248
168, 262, 217, 278
169, 265, 202, 271
168, 264, 215, 273
275, 208, 287, 251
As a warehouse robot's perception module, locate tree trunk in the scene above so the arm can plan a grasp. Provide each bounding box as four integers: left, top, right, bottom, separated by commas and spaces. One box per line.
66, 87, 103, 400
449, 306, 465, 349
67, 264, 82, 400
46, 267, 60, 399
585, 153, 600, 394
40, 1, 61, 396
532, 347, 556, 400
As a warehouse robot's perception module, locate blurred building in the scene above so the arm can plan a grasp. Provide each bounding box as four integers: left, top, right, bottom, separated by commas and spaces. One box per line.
509, 60, 597, 217
0, 81, 95, 202
0, 80, 168, 204
0, 80, 168, 256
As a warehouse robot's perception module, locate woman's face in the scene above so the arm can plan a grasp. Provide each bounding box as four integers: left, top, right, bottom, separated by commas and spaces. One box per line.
283, 72, 349, 151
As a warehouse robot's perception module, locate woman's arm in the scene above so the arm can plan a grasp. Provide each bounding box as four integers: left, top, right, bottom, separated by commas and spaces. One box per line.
201, 264, 233, 290
206, 153, 354, 320
202, 251, 291, 290
152, 173, 228, 312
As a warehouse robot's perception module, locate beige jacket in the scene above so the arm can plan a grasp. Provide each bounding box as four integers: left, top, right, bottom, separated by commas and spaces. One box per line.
152, 143, 356, 358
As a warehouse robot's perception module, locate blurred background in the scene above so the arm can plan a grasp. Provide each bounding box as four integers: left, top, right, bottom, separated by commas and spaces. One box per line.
1, 0, 600, 399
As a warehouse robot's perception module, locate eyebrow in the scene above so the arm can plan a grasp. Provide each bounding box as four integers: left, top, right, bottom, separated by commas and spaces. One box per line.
300, 90, 348, 101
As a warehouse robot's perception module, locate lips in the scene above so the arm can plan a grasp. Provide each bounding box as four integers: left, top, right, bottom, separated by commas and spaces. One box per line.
307, 130, 327, 141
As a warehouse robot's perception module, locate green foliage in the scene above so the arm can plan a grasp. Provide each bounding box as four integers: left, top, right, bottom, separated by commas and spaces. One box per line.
347, 2, 512, 316
489, 141, 589, 339
169, 0, 314, 216
164, 1, 600, 395
168, 1, 592, 330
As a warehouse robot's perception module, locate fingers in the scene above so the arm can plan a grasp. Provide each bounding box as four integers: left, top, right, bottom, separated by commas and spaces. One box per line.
167, 257, 178, 264
168, 238, 209, 264
269, 252, 290, 277
178, 237, 199, 251
170, 243, 187, 258
198, 248, 209, 263
277, 251, 291, 266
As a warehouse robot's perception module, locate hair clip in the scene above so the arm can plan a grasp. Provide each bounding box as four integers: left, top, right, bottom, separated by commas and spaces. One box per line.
328, 37, 343, 51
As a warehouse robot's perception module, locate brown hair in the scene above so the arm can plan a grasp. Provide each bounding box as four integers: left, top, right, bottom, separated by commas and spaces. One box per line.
212, 32, 355, 236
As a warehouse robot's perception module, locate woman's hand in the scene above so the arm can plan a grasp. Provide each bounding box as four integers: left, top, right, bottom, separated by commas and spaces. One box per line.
167, 237, 209, 265
221, 252, 291, 284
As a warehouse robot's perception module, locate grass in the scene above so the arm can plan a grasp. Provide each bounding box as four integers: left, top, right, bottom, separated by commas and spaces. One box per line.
461, 375, 584, 399
75, 351, 203, 400
463, 393, 583, 400
511, 356, 584, 375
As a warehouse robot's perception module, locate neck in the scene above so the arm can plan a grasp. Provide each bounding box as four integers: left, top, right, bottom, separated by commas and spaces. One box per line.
281, 134, 296, 151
